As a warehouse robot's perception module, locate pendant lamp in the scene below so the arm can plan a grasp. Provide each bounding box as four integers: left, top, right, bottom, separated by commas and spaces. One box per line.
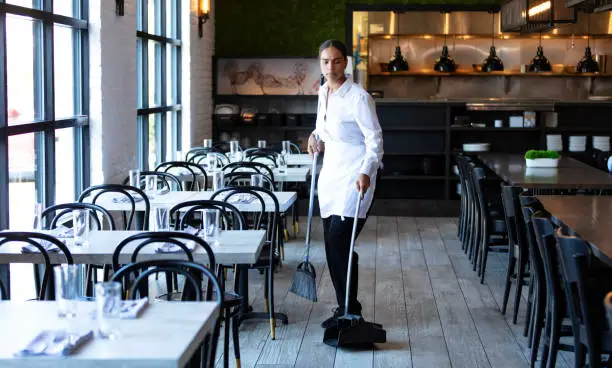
434, 34, 457, 72
387, 11, 409, 72
577, 14, 599, 73
482, 12, 504, 72
528, 32, 552, 72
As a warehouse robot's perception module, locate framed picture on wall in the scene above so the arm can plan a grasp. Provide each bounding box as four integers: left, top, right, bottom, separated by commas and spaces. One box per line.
215, 57, 353, 96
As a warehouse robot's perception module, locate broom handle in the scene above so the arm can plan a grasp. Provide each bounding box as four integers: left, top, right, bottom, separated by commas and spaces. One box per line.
344, 190, 363, 315
304, 151, 319, 262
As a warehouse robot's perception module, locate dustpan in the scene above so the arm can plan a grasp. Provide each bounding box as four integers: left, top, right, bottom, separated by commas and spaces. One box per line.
323, 190, 386, 347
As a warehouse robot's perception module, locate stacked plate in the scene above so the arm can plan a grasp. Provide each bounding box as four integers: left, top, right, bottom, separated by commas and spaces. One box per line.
463, 143, 490, 152
593, 136, 610, 152
569, 136, 587, 152
546, 135, 562, 151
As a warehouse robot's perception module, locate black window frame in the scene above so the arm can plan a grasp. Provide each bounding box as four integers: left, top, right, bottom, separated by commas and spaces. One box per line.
136, 0, 182, 170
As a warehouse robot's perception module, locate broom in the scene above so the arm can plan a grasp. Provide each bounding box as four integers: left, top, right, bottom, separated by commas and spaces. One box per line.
289, 151, 319, 301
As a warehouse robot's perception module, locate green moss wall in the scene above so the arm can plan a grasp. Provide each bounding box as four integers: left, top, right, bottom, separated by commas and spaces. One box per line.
215, 1, 502, 57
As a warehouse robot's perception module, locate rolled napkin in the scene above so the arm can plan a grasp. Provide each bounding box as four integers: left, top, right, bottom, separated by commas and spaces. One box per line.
119, 297, 149, 319
227, 194, 256, 204
21, 227, 71, 253
111, 195, 145, 204
15, 329, 93, 357
154, 227, 199, 253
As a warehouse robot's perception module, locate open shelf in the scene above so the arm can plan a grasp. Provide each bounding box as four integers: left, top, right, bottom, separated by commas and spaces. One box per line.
385, 152, 446, 156
369, 70, 612, 77
546, 127, 612, 132
382, 175, 446, 180
451, 127, 540, 132
383, 126, 446, 131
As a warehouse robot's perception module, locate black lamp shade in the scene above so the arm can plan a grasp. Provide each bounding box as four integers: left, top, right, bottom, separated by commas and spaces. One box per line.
482, 46, 504, 72
387, 46, 409, 72
434, 45, 457, 72
577, 46, 599, 73
528, 45, 552, 72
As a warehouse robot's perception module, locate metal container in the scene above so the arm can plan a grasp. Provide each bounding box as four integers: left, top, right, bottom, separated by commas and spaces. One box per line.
595, 54, 608, 74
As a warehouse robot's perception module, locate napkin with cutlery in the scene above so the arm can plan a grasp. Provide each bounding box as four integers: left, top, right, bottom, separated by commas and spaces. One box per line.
154, 226, 199, 253
15, 329, 93, 357
227, 194, 257, 204
21, 226, 72, 254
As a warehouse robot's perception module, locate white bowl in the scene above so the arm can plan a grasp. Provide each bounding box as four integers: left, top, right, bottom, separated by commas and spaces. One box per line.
463, 143, 490, 152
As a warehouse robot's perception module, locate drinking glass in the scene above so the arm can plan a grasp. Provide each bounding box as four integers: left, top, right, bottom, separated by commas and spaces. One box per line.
55, 264, 79, 319
154, 207, 170, 231
206, 153, 218, 172
282, 140, 292, 155
128, 169, 141, 188
277, 153, 287, 174
212, 171, 224, 192
203, 138, 213, 148
257, 140, 267, 148
146, 175, 158, 193
175, 150, 183, 161
33, 202, 43, 230
203, 209, 220, 246
229, 140, 242, 162
72, 209, 90, 246
251, 174, 264, 187
95, 282, 122, 340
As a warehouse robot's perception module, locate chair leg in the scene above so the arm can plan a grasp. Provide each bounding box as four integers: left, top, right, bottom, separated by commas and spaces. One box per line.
223, 311, 230, 368
232, 314, 241, 368
545, 302, 561, 368
85, 265, 93, 297
264, 269, 269, 314
512, 257, 527, 324
574, 341, 586, 368
530, 286, 545, 367
480, 243, 490, 284
268, 266, 276, 340
523, 273, 535, 337
501, 253, 517, 315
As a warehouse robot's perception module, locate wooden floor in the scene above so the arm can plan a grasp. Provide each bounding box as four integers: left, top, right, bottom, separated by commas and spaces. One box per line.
215, 216, 576, 368
8, 216, 576, 367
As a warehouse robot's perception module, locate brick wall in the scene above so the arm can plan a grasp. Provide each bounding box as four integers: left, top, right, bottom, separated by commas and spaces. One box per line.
89, 0, 214, 184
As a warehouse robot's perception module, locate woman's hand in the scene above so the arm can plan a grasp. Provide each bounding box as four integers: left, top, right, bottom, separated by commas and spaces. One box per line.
307, 134, 324, 157
355, 174, 370, 197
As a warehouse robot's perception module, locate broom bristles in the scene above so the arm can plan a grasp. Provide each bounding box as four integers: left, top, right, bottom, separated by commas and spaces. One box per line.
289, 262, 317, 302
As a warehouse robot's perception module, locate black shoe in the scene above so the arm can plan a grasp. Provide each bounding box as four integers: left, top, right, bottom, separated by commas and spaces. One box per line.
321, 307, 344, 329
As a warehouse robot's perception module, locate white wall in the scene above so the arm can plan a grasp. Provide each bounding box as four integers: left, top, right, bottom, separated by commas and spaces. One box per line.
89, 0, 214, 184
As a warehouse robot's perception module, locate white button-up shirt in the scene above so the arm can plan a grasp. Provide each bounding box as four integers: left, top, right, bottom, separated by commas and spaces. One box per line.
314, 79, 384, 219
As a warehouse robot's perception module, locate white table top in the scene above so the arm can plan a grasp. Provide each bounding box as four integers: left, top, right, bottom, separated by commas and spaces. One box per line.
188, 191, 297, 213
0, 301, 219, 368
285, 154, 312, 166
0, 230, 266, 265
82, 190, 296, 214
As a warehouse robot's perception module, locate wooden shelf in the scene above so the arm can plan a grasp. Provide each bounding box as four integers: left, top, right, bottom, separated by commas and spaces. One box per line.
383, 126, 445, 131
385, 152, 446, 156
451, 127, 540, 132
369, 70, 611, 77
545, 127, 612, 132
382, 175, 446, 180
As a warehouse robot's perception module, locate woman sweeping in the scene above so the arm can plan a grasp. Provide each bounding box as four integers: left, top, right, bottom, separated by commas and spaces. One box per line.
307, 39, 384, 328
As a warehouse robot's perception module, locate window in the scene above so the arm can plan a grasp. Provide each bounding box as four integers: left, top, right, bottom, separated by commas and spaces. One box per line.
0, 1, 89, 231
137, 0, 182, 170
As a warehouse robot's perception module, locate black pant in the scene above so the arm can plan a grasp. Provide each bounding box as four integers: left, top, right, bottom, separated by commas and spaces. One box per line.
323, 215, 367, 315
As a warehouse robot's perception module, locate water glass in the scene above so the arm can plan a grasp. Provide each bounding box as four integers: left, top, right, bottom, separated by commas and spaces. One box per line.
175, 150, 183, 161
212, 171, 224, 192
251, 174, 264, 187
33, 202, 43, 230
55, 264, 80, 319
154, 207, 170, 231
282, 140, 292, 155
128, 169, 141, 188
257, 140, 267, 148
95, 282, 122, 340
72, 209, 90, 246
229, 141, 242, 162
146, 175, 158, 193
206, 153, 218, 172
203, 138, 213, 148
203, 209, 220, 245
277, 153, 287, 174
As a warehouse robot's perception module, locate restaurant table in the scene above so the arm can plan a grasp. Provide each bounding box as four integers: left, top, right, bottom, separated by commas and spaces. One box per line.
188, 191, 297, 213
285, 153, 312, 166
478, 153, 612, 190
537, 195, 612, 267
177, 167, 310, 184
0, 301, 219, 368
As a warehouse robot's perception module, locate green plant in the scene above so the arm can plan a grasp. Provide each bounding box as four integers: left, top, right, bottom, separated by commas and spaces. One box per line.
524, 150, 560, 160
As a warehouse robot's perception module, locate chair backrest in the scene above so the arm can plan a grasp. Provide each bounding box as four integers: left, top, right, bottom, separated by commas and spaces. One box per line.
169, 200, 246, 231
211, 186, 279, 250
605, 292, 612, 334
185, 147, 212, 162
111, 231, 216, 272
554, 228, 603, 355
222, 161, 275, 185
0, 231, 73, 300
470, 165, 491, 227
42, 202, 116, 231
78, 184, 150, 230
224, 172, 275, 191
155, 161, 208, 191
110, 259, 222, 367
249, 154, 278, 168
122, 171, 183, 192
532, 213, 565, 316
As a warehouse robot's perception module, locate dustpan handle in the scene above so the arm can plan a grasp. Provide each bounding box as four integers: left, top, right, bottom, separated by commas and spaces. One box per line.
344, 190, 363, 314
304, 152, 319, 262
